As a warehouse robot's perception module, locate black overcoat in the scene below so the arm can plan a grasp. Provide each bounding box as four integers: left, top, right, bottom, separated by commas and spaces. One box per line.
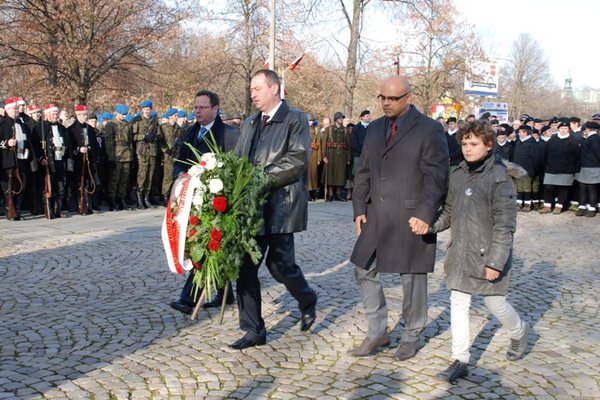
351, 105, 449, 273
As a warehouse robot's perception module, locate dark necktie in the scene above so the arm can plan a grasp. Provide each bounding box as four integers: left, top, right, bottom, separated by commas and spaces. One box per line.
249, 115, 269, 161
386, 120, 397, 146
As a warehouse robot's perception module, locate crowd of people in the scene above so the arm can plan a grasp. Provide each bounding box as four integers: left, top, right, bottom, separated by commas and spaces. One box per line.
0, 97, 243, 220
442, 112, 600, 217
5, 72, 569, 385
2, 93, 599, 223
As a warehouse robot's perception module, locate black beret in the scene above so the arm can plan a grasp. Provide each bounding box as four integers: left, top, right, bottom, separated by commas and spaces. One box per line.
500, 124, 514, 135
569, 116, 581, 123
541, 125, 550, 133
518, 125, 532, 132
490, 119, 499, 125
480, 112, 491, 119
558, 121, 569, 128
359, 110, 370, 118
584, 121, 600, 130
447, 117, 457, 123
533, 118, 543, 123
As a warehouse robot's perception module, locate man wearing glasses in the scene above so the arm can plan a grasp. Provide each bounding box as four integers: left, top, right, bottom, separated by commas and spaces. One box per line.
349, 75, 449, 360
169, 90, 240, 313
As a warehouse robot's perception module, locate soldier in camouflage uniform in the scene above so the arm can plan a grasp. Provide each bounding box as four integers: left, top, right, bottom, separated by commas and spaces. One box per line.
132, 99, 159, 209
104, 104, 133, 211
323, 111, 351, 201
159, 108, 182, 205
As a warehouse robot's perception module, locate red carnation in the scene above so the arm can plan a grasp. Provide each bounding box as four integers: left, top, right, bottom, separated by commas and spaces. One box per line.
193, 261, 202, 270
188, 228, 197, 238
208, 240, 221, 251
212, 196, 227, 212
189, 215, 199, 226
211, 228, 222, 241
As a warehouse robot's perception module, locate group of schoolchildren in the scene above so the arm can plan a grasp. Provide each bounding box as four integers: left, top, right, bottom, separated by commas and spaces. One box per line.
445, 113, 600, 217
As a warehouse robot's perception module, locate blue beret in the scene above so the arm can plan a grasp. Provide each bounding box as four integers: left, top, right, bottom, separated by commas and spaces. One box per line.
165, 108, 178, 118
115, 103, 129, 115
102, 111, 114, 120
150, 111, 158, 119
140, 99, 153, 108
124, 115, 134, 123
177, 110, 187, 118
97, 115, 104, 123
187, 114, 195, 121
134, 111, 141, 117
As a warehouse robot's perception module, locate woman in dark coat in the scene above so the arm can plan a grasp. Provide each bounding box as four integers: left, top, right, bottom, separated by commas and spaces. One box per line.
576, 121, 600, 217
429, 121, 530, 383
538, 121, 579, 214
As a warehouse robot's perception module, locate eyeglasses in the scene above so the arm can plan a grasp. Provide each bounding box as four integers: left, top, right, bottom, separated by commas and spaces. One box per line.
193, 105, 214, 110
377, 92, 410, 102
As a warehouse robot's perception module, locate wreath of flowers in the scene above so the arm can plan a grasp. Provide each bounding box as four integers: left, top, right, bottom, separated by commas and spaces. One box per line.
162, 133, 271, 302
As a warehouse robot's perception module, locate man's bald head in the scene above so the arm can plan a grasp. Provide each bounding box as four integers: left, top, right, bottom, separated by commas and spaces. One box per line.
379, 75, 411, 119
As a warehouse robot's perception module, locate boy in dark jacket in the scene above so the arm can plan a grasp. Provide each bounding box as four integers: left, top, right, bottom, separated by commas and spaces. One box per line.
428, 120, 530, 383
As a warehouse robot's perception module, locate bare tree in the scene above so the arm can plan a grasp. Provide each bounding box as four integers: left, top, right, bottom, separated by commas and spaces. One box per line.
391, 0, 485, 113
0, 0, 186, 105
502, 33, 555, 119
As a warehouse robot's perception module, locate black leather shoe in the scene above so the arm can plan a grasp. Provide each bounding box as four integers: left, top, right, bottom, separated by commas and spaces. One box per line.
300, 299, 317, 332
169, 301, 193, 315
229, 336, 266, 350
443, 360, 469, 383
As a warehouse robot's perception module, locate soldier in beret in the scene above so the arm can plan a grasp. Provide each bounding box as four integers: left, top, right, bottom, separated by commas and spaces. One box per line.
104, 104, 134, 211
132, 99, 159, 209
323, 111, 351, 201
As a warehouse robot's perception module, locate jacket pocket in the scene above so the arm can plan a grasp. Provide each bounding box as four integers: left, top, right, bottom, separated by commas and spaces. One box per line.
467, 248, 488, 280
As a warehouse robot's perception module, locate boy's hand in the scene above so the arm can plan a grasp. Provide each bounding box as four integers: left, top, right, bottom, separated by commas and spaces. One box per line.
486, 267, 500, 281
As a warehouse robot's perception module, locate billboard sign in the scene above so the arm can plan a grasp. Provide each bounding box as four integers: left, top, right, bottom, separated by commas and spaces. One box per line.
464, 60, 499, 97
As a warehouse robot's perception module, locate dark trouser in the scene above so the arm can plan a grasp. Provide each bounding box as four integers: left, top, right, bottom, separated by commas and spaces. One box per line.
543, 184, 569, 208
50, 162, 67, 215
354, 259, 428, 343
236, 233, 317, 341
579, 183, 598, 209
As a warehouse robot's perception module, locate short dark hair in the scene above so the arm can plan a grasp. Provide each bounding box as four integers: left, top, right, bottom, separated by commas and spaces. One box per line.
195, 90, 219, 107
252, 69, 281, 90
458, 120, 495, 150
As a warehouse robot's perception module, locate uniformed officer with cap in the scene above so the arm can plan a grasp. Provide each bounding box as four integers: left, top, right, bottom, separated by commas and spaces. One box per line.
132, 99, 159, 209
105, 103, 134, 211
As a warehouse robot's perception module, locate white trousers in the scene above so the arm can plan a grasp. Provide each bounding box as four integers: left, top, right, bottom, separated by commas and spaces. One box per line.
450, 290, 525, 363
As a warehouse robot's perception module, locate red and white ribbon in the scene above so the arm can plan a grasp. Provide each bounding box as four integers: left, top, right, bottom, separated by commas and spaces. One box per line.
162, 171, 201, 274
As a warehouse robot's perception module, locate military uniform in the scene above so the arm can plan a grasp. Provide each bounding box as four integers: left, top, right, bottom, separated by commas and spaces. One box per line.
132, 116, 159, 206
0, 111, 36, 220
34, 119, 73, 218
308, 124, 322, 194
324, 124, 351, 188
104, 118, 133, 210
68, 119, 98, 214
159, 121, 183, 200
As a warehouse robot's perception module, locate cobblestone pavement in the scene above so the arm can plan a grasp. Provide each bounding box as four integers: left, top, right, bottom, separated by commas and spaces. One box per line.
1, 202, 599, 400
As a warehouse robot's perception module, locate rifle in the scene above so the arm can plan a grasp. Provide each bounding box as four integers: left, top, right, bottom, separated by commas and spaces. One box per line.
41, 119, 52, 219
6, 119, 24, 219
78, 152, 88, 215
78, 129, 96, 215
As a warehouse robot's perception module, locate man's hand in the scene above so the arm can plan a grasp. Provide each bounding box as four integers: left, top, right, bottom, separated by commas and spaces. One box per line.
79, 146, 87, 154
486, 267, 500, 281
40, 158, 48, 166
7, 138, 16, 147
322, 156, 328, 164
355, 214, 367, 235
408, 217, 430, 235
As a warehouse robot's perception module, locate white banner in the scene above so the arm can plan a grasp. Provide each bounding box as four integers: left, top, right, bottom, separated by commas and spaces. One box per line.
464, 60, 499, 97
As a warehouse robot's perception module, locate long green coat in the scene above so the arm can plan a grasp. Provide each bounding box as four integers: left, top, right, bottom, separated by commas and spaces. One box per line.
324, 125, 350, 186
308, 126, 322, 191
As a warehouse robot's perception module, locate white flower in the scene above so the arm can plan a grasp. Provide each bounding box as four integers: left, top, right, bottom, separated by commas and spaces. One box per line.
208, 178, 224, 194
192, 193, 203, 206
183, 258, 194, 271
201, 153, 218, 170
188, 164, 204, 177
